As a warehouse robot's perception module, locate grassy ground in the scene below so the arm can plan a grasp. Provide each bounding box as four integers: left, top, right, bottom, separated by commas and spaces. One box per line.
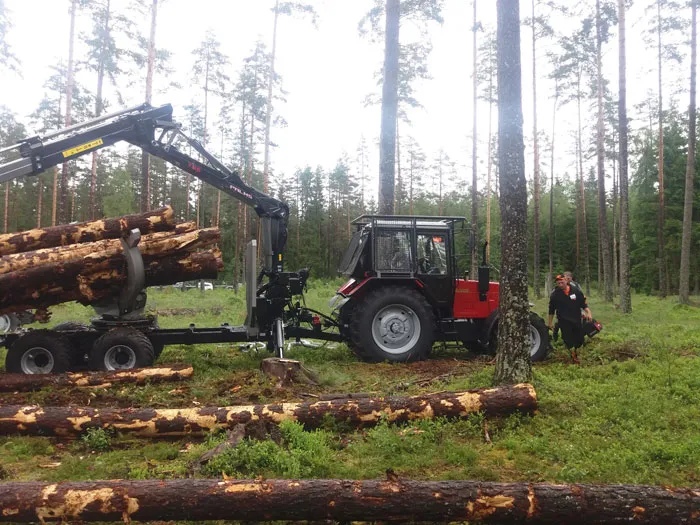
0, 282, 698, 489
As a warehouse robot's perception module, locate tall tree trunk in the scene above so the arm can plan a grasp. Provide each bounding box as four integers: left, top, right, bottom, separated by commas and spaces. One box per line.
576, 90, 591, 297
471, 0, 479, 277
60, 0, 77, 225
3, 182, 9, 233
396, 118, 402, 213
494, 0, 531, 385
486, 45, 494, 264
547, 82, 558, 297
90, 0, 110, 221
51, 166, 58, 226
612, 130, 618, 295
409, 151, 414, 215
140, 0, 158, 213
618, 0, 632, 313
36, 179, 42, 228
595, 0, 613, 302
531, 0, 541, 299
656, 0, 669, 297
378, 0, 399, 215
263, 0, 279, 195
679, 0, 697, 304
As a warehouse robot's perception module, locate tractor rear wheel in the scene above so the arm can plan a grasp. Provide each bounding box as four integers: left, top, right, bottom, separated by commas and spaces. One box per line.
350, 286, 434, 363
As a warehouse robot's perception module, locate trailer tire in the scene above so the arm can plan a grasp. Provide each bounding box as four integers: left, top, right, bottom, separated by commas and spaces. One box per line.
5, 330, 73, 374
350, 286, 434, 363
89, 328, 155, 371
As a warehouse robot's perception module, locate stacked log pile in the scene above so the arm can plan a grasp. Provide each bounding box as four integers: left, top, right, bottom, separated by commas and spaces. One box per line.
0, 207, 223, 315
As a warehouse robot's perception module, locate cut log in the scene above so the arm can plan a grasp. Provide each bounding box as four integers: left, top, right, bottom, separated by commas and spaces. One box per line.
0, 206, 175, 256
0, 478, 696, 523
0, 244, 222, 315
0, 384, 537, 437
0, 364, 193, 393
0, 224, 199, 275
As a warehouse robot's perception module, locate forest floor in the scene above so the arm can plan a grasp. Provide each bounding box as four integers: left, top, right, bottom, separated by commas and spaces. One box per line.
0, 281, 698, 489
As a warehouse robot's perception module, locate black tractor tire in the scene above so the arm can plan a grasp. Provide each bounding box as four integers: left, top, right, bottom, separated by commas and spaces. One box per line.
349, 286, 435, 363
89, 327, 155, 372
5, 330, 73, 374
488, 313, 550, 362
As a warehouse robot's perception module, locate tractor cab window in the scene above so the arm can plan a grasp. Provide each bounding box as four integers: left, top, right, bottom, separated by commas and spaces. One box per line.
417, 234, 447, 275
376, 230, 412, 272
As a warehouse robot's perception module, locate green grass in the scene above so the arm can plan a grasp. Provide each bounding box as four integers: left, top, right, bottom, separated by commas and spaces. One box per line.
0, 283, 698, 488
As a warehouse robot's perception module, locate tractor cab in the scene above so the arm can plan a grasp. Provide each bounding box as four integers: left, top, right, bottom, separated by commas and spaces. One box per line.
331, 215, 548, 364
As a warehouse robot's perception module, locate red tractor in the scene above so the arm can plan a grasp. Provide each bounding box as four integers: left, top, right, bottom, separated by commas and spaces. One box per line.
330, 215, 549, 362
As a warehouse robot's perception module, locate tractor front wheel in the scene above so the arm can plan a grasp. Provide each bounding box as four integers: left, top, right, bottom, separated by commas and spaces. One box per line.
350, 286, 434, 363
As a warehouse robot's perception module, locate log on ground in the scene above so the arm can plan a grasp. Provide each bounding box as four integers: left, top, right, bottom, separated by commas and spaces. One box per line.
0, 206, 176, 256
0, 384, 537, 437
0, 478, 696, 523
0, 364, 193, 393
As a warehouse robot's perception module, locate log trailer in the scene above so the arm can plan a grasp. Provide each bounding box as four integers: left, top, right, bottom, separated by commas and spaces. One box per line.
0, 103, 548, 374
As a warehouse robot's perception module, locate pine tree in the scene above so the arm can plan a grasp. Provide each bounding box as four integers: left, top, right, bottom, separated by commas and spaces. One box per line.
494, 0, 531, 385
618, 0, 631, 312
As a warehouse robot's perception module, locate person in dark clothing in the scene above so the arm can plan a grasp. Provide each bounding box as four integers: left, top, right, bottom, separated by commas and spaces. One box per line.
548, 274, 592, 364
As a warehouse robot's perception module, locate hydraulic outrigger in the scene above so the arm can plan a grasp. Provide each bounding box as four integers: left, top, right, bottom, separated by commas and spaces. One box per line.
0, 103, 341, 372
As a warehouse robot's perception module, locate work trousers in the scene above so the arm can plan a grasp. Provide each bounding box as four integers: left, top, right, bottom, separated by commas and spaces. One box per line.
558, 317, 585, 349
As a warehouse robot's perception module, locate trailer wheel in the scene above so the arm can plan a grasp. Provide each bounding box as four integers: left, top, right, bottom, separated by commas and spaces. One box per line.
89, 328, 155, 371
350, 286, 434, 363
0, 314, 19, 334
5, 330, 73, 374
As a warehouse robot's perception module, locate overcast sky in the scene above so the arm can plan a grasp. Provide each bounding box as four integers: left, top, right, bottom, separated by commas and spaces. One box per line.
1, 0, 695, 200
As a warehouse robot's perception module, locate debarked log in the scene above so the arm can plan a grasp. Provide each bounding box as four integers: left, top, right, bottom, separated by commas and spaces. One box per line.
0, 247, 223, 315
0, 384, 537, 437
0, 364, 194, 393
0, 478, 697, 524
0, 206, 176, 256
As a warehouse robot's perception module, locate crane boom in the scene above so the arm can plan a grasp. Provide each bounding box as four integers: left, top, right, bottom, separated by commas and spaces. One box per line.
0, 103, 288, 273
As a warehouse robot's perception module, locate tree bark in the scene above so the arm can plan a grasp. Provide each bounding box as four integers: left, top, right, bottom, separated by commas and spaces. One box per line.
0, 478, 696, 524
657, 0, 669, 298
263, 0, 280, 195
0, 384, 537, 437
494, 0, 531, 385
547, 81, 559, 297
378, 0, 400, 215
0, 206, 175, 256
618, 0, 632, 313
679, 0, 697, 304
0, 365, 193, 393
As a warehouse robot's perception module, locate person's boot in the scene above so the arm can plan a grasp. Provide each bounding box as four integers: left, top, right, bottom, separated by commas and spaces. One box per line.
570, 349, 580, 365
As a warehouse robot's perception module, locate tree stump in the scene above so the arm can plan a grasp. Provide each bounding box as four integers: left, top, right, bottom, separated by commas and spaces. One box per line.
261, 357, 319, 387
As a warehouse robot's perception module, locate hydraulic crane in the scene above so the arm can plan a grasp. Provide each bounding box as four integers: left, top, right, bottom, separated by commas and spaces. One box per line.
0, 103, 335, 372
